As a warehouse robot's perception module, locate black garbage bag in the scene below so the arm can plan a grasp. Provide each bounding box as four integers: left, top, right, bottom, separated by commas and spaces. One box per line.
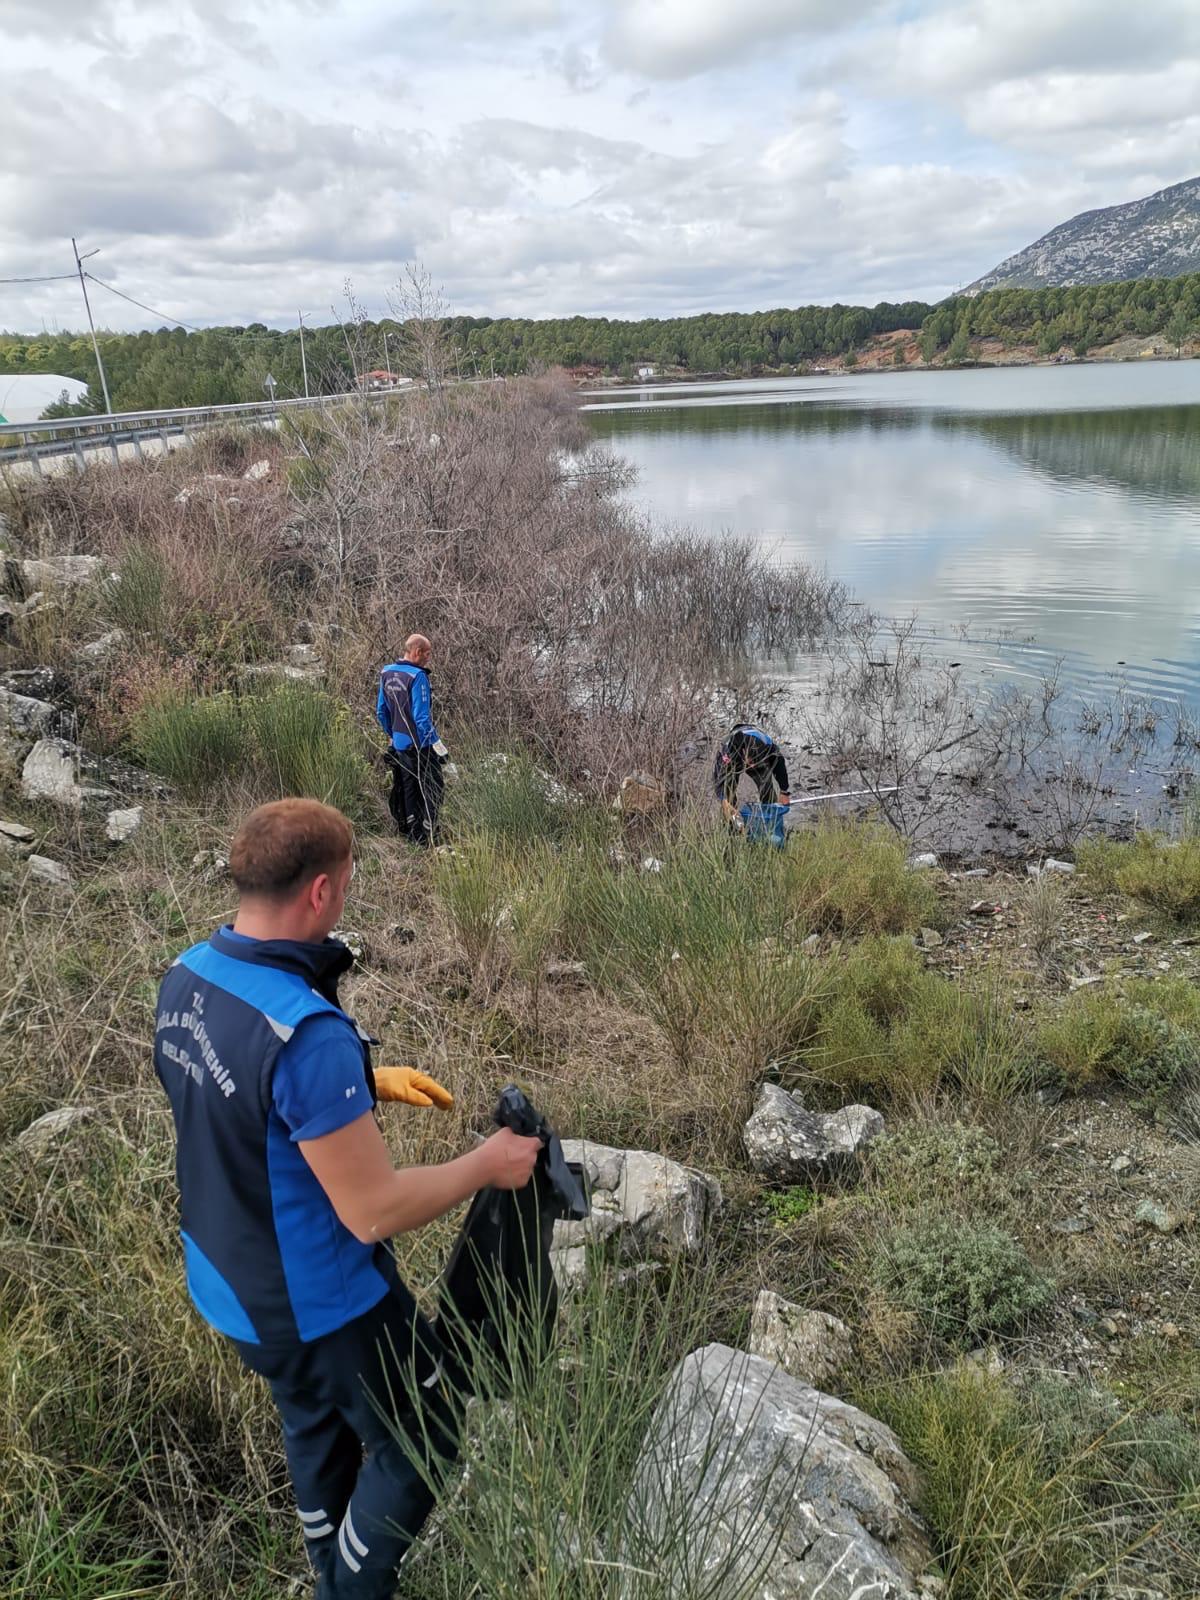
436, 1085, 589, 1397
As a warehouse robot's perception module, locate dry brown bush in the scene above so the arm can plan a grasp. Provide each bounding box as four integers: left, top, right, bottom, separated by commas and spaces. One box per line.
4, 375, 845, 794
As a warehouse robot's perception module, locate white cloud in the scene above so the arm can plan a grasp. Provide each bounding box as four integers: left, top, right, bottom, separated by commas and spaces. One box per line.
602, 0, 879, 79
0, 0, 1197, 332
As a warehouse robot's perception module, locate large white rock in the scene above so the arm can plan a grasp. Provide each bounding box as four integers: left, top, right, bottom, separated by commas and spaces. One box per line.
21, 738, 83, 806
743, 1084, 883, 1182
21, 554, 102, 588
243, 458, 272, 481
554, 1139, 721, 1272
749, 1292, 853, 1388
627, 1344, 931, 1600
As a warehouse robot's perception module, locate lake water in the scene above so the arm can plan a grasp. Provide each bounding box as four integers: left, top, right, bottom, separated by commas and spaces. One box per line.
584, 363, 1200, 709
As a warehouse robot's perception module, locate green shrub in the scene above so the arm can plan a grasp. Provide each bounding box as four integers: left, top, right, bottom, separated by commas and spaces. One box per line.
874, 1218, 1053, 1344
870, 1121, 1026, 1218
1075, 833, 1126, 891
1034, 984, 1200, 1104
862, 1364, 1199, 1600
763, 1186, 818, 1227
783, 819, 939, 935
805, 939, 1030, 1101
1080, 832, 1200, 921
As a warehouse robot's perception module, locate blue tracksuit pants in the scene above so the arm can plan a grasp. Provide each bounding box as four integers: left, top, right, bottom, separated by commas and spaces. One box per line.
235, 1286, 458, 1598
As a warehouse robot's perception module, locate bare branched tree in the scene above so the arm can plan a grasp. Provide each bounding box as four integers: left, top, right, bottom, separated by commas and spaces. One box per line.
388, 262, 453, 394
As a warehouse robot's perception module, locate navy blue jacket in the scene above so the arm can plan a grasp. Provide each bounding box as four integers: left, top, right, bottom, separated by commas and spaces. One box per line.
377, 660, 438, 751
713, 726, 789, 799
153, 928, 396, 1347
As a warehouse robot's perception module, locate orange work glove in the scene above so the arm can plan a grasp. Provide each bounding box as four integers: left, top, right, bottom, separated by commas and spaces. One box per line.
374, 1067, 454, 1109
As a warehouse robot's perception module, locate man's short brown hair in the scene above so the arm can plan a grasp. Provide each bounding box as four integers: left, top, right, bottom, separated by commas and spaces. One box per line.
229, 799, 354, 899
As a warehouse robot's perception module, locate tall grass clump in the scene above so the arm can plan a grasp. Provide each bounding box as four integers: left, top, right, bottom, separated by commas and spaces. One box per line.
566, 826, 824, 1107
783, 818, 939, 934
1078, 832, 1200, 922
131, 687, 249, 796
131, 680, 372, 816
394, 1263, 794, 1600
101, 543, 169, 635
247, 679, 372, 820
862, 1365, 1200, 1599
803, 937, 1031, 1103
443, 749, 595, 846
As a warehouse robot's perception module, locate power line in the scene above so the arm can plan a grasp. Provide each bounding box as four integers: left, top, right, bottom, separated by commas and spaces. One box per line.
84, 271, 209, 333
84, 272, 305, 342
0, 273, 77, 284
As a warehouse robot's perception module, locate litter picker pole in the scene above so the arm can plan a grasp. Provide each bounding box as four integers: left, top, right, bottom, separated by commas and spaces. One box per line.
787, 785, 900, 806
72, 237, 112, 415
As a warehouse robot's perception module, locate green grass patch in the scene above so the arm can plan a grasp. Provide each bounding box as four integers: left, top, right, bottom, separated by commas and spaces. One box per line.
1034, 979, 1200, 1108
862, 1364, 1200, 1599
131, 679, 372, 817
1078, 832, 1200, 922
804, 937, 1031, 1103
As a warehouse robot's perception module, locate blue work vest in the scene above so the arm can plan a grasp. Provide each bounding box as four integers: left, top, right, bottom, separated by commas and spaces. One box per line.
378, 660, 435, 751
153, 928, 395, 1347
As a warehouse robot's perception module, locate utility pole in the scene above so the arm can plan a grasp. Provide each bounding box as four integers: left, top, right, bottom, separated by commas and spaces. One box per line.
72, 237, 113, 415
298, 310, 310, 399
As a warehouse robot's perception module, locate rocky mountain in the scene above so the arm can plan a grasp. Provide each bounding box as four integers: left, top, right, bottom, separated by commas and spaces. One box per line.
966, 176, 1200, 294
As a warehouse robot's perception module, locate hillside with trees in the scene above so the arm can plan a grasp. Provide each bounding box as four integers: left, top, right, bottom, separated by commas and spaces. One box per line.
1, 271, 1197, 414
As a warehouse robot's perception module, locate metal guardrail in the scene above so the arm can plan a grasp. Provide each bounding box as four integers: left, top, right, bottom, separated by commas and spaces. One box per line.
0, 390, 393, 477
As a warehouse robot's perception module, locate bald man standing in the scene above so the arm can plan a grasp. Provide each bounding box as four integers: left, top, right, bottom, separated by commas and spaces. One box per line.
377, 634, 448, 845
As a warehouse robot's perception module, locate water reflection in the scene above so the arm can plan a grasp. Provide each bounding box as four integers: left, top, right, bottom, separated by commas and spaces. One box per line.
586, 365, 1200, 706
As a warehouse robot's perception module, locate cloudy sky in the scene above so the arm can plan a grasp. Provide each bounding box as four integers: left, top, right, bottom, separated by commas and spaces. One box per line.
3, 0, 1199, 332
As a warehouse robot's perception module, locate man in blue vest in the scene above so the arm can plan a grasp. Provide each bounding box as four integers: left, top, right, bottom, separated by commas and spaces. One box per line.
713, 724, 791, 825
153, 798, 541, 1597
377, 633, 447, 845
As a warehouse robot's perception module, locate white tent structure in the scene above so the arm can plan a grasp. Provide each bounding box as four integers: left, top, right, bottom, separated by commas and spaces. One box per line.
0, 374, 89, 424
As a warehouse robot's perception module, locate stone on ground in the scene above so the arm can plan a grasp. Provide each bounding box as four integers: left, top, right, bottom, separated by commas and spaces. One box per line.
0, 818, 36, 854
27, 854, 74, 888
21, 554, 102, 588
106, 805, 144, 843
0, 687, 58, 737
743, 1083, 883, 1182
749, 1291, 853, 1388
79, 629, 128, 661
21, 738, 83, 806
627, 1343, 932, 1600
552, 1140, 721, 1288
243, 459, 272, 481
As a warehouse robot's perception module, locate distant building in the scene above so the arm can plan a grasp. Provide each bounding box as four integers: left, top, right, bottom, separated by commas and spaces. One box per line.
358, 369, 413, 392
0, 373, 89, 424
